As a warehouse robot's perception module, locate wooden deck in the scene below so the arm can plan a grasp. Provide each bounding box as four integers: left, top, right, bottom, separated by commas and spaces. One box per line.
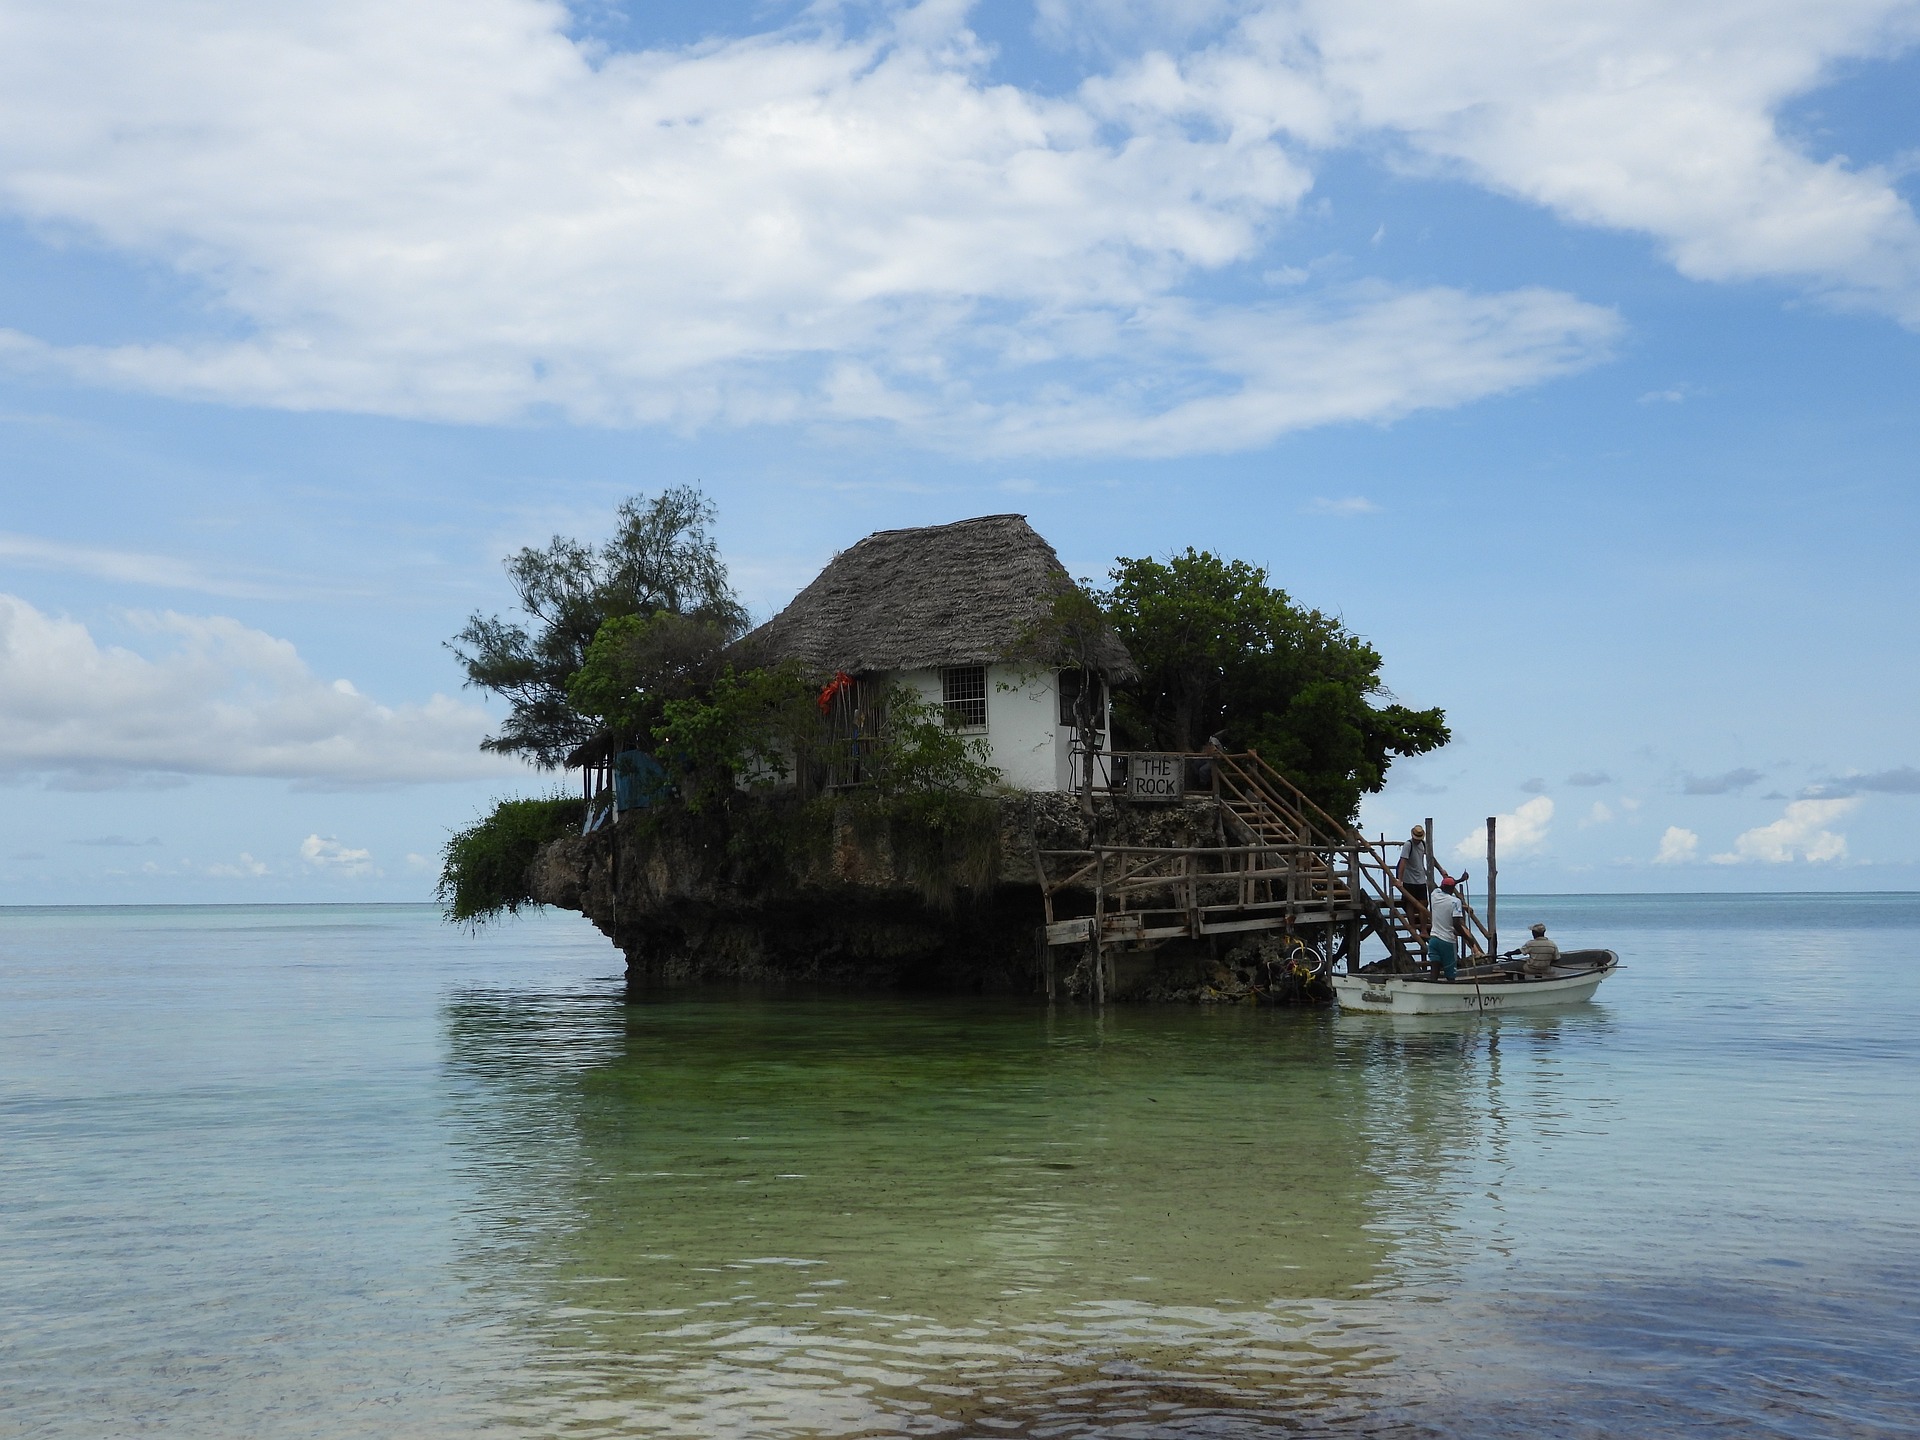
1033, 752, 1495, 1000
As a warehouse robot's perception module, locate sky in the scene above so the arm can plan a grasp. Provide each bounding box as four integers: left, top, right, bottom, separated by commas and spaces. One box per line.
1, 0, 1918, 903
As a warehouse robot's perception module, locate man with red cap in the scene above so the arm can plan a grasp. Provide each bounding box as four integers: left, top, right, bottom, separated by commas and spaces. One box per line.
1427, 876, 1466, 981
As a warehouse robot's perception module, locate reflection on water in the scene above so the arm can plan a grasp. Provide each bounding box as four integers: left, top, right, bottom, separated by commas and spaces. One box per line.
3, 899, 1917, 1438
439, 995, 1634, 1435
442, 997, 1429, 1434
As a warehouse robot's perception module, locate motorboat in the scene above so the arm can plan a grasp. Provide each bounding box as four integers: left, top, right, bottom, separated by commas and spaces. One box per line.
1331, 949, 1618, 1014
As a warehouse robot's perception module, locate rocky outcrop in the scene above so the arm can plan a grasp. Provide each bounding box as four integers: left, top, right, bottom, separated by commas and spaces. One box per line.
528, 791, 1248, 995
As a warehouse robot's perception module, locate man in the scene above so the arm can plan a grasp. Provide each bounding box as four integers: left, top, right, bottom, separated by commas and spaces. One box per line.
1520, 922, 1560, 978
1427, 876, 1466, 981
1397, 825, 1431, 923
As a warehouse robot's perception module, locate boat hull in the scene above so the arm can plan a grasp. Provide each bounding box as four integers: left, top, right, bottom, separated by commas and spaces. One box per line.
1332, 952, 1618, 1014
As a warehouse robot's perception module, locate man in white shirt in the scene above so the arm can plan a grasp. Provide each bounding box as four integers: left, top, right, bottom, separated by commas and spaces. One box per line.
1426, 876, 1465, 980
1520, 923, 1560, 977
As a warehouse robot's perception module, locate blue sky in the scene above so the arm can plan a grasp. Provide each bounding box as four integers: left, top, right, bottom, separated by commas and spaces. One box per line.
2, 0, 1918, 902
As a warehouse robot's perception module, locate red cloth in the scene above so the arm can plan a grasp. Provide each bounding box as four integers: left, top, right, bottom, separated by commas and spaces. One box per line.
817, 671, 853, 714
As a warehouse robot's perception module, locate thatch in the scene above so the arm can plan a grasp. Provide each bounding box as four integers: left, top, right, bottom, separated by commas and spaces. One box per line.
743, 515, 1136, 679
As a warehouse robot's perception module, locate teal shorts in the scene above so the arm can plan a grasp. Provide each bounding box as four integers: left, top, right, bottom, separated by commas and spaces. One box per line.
1427, 936, 1457, 977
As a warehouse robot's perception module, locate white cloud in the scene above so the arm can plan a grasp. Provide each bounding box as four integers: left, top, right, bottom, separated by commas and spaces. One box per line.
1712, 797, 1859, 864
1097, 0, 1920, 324
1654, 825, 1699, 863
0, 1, 1905, 448
1304, 496, 1382, 516
0, 593, 516, 785
1582, 801, 1615, 827
1453, 795, 1553, 862
301, 835, 374, 875
0, 0, 1618, 452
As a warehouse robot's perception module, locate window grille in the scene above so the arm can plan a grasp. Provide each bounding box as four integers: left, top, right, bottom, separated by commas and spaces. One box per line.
941, 665, 988, 728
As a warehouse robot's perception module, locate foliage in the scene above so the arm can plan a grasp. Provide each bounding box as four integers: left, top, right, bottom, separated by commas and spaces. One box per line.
566, 610, 732, 740
449, 487, 749, 767
860, 686, 1003, 800
648, 671, 1003, 905
651, 669, 1002, 810
437, 794, 585, 925
652, 662, 821, 813
839, 687, 1003, 909
1104, 549, 1448, 820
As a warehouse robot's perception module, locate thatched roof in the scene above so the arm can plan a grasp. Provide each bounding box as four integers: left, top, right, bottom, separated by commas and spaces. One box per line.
743, 514, 1136, 678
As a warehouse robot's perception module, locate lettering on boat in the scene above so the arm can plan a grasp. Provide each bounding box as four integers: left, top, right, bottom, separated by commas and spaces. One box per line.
1362, 989, 1392, 1004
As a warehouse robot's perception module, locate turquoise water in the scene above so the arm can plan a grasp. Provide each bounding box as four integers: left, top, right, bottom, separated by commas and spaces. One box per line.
1, 896, 1915, 1437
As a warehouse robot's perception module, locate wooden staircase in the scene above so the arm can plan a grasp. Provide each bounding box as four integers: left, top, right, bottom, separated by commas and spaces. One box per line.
1030, 750, 1496, 997
1211, 752, 1472, 971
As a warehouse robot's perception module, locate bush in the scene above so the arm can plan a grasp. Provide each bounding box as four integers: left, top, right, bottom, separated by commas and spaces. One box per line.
653, 673, 1003, 907
437, 795, 586, 925
653, 662, 819, 812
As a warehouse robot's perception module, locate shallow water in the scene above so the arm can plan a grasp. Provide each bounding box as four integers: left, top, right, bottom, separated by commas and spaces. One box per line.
2, 896, 1915, 1437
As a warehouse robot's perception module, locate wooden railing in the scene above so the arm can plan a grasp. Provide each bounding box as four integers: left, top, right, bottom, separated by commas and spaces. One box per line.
1209, 750, 1493, 963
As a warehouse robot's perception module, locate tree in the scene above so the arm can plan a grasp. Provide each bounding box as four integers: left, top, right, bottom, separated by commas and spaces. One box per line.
566, 610, 733, 742
449, 487, 749, 767
1104, 549, 1448, 820
651, 662, 820, 813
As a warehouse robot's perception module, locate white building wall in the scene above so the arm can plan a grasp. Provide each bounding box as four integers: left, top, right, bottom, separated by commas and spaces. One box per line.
890, 663, 1073, 793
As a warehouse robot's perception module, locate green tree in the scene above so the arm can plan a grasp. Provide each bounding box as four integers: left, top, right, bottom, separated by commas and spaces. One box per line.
449, 487, 748, 767
1105, 550, 1447, 820
652, 663, 821, 813
566, 610, 733, 742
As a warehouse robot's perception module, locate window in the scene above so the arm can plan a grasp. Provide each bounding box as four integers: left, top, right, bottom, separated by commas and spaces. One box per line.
1057, 669, 1106, 730
941, 665, 987, 728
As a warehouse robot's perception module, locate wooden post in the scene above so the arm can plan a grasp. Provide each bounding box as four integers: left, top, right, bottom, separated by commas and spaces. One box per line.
1093, 848, 1106, 1006
1185, 853, 1199, 940
1486, 816, 1499, 958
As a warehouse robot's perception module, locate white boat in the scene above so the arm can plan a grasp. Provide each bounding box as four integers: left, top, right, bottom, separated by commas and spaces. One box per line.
1332, 949, 1619, 1014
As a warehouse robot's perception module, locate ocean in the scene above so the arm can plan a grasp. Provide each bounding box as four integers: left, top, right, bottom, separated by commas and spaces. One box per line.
2, 895, 1915, 1437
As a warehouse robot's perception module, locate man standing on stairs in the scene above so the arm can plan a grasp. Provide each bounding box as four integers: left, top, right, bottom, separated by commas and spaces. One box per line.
1427, 876, 1465, 981
1396, 825, 1432, 925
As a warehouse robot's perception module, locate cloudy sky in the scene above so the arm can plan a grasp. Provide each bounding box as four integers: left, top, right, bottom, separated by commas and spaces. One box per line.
2, 0, 1917, 902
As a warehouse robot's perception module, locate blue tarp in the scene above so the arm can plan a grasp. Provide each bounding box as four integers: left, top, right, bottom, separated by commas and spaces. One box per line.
613, 751, 667, 812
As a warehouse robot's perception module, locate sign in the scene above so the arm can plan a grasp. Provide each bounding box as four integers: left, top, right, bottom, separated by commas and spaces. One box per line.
1125, 751, 1185, 802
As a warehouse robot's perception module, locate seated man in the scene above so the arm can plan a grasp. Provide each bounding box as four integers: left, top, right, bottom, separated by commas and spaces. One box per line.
1520, 922, 1560, 977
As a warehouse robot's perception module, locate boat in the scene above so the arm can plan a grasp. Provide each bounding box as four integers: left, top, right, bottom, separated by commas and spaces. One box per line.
1331, 949, 1619, 1014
